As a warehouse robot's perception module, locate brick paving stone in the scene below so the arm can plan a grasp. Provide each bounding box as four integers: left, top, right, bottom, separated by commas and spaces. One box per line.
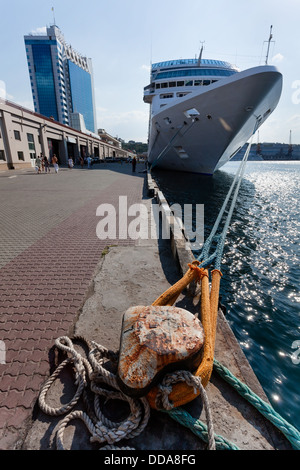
0, 165, 145, 448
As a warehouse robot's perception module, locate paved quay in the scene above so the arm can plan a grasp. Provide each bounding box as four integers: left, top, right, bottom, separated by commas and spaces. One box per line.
0, 162, 149, 449
0, 163, 292, 451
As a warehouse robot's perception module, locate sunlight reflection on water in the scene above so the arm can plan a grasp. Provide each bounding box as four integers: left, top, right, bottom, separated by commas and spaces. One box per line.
152, 161, 300, 430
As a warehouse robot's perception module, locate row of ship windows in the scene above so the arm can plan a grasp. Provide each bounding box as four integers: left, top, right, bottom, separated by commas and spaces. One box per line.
160, 92, 190, 99
156, 79, 218, 89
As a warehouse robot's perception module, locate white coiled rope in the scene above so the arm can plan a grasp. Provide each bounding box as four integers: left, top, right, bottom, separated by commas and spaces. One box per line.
38, 335, 215, 450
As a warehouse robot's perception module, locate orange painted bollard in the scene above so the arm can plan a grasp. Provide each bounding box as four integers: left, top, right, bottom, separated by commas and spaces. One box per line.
117, 263, 222, 410
117, 305, 205, 398
147, 268, 222, 409
148, 269, 214, 408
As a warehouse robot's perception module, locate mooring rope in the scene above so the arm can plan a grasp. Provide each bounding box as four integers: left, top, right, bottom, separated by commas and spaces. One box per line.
165, 407, 240, 450
155, 370, 216, 450
164, 358, 300, 451
38, 335, 216, 450
38, 336, 150, 450
213, 359, 300, 450
38, 335, 300, 450
197, 120, 258, 270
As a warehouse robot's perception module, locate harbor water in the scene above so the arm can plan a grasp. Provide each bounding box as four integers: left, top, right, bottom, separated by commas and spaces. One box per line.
152, 160, 300, 433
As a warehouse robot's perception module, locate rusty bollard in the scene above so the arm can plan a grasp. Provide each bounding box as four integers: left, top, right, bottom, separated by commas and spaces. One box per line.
117, 305, 204, 398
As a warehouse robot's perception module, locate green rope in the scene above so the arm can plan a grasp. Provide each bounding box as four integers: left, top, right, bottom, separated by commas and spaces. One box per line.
165, 359, 300, 450
164, 407, 240, 450
213, 359, 300, 450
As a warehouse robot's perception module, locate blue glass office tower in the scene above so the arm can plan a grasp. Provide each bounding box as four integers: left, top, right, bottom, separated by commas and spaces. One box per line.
24, 25, 97, 133
68, 60, 95, 133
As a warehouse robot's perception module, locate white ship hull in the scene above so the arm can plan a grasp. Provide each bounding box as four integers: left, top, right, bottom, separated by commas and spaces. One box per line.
146, 65, 282, 175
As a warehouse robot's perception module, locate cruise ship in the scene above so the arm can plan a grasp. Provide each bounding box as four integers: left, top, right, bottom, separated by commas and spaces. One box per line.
143, 56, 282, 174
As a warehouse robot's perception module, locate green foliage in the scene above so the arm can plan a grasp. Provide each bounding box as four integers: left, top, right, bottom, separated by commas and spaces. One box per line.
122, 141, 148, 154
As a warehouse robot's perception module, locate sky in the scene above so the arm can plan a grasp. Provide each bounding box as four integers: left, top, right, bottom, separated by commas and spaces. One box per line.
1, 0, 299, 144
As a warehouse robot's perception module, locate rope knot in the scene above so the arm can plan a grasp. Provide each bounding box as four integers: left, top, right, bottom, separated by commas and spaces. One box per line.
155, 369, 216, 450
188, 263, 209, 283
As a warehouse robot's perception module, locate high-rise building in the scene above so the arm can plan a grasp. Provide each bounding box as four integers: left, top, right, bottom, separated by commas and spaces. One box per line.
24, 25, 97, 134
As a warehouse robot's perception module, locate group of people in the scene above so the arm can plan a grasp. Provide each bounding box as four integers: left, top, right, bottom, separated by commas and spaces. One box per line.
34, 154, 141, 174
35, 154, 59, 174
79, 156, 93, 168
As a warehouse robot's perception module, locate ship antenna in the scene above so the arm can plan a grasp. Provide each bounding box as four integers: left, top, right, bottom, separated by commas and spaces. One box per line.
264, 25, 274, 65
198, 41, 205, 66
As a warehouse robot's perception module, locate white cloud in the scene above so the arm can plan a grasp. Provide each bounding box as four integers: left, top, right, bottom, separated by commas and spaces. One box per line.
287, 114, 300, 128
272, 53, 284, 64
30, 26, 47, 35
0, 80, 6, 100
0, 81, 14, 101
17, 100, 34, 111
96, 107, 148, 141
97, 108, 148, 124
141, 64, 151, 73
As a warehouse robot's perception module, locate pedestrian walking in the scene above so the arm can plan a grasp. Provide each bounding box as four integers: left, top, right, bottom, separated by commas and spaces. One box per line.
35, 155, 41, 174
80, 157, 84, 169
132, 156, 136, 173
52, 154, 59, 173
68, 157, 74, 169
40, 154, 45, 172
44, 156, 50, 173
87, 156, 92, 169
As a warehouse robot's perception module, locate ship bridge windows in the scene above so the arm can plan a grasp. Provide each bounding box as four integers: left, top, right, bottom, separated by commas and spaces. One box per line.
156, 80, 185, 89
155, 68, 236, 80
152, 59, 238, 71
154, 78, 218, 91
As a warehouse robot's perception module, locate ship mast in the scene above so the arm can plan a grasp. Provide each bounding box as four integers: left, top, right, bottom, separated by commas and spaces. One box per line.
265, 25, 273, 65
197, 41, 205, 67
